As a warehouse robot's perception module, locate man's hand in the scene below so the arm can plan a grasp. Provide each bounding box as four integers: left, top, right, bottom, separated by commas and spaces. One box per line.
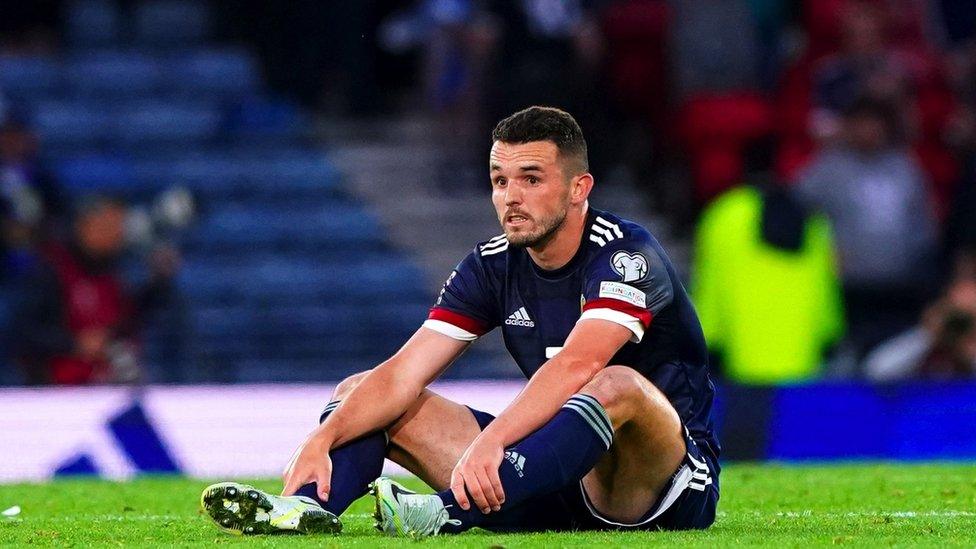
281, 432, 333, 500
450, 431, 506, 514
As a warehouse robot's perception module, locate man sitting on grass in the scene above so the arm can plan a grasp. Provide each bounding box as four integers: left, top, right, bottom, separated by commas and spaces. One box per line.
201, 106, 720, 536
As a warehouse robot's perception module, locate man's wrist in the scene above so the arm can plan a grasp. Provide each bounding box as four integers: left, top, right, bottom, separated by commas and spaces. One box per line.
477, 423, 508, 447
312, 423, 338, 449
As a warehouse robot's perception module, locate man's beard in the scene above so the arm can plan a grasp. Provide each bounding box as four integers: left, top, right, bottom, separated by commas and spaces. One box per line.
505, 209, 568, 249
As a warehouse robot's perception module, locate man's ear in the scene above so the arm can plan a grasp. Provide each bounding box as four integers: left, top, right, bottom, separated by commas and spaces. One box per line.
571, 173, 594, 205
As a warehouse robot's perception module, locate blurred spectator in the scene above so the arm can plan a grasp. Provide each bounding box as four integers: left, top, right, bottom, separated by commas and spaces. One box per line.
14, 196, 179, 385
810, 2, 901, 142
694, 141, 844, 385
808, 1, 946, 142
804, 1, 961, 212
864, 274, 976, 381
483, 0, 611, 173
796, 97, 938, 359
379, 0, 500, 192
944, 179, 976, 279
943, 43, 976, 276
1, 108, 66, 270
777, 1, 959, 197
669, 0, 760, 100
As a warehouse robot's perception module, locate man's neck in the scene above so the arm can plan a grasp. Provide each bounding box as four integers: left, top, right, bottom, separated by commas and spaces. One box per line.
527, 204, 589, 271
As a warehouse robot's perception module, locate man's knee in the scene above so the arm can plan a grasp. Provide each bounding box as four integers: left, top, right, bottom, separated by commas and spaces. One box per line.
581, 366, 674, 429
579, 366, 645, 429
319, 371, 372, 423
332, 370, 371, 401
582, 366, 643, 409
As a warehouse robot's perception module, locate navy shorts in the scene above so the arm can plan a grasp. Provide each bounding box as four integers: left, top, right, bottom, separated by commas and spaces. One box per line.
466, 407, 719, 532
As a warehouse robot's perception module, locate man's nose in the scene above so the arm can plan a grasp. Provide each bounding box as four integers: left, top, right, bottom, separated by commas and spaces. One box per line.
505, 184, 523, 205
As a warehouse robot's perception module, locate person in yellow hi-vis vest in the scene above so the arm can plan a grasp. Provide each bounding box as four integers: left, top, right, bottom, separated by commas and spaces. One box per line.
693, 184, 845, 385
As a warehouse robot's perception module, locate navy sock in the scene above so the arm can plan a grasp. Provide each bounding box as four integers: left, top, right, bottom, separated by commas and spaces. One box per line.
295, 400, 388, 516
437, 394, 613, 533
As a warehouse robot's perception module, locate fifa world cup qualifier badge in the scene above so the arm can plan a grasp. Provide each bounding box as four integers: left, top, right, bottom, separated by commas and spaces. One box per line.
611, 251, 648, 283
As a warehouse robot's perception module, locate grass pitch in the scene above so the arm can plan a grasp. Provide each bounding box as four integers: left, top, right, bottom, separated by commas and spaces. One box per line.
1, 463, 974, 547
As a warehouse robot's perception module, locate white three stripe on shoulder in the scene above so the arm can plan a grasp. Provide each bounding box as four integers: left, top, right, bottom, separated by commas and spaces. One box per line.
589, 217, 622, 247
481, 239, 508, 256
595, 216, 624, 238
481, 236, 508, 250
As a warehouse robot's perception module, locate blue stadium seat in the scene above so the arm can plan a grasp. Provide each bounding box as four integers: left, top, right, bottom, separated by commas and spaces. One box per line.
135, 154, 342, 200
226, 98, 306, 141
0, 56, 61, 99
113, 100, 222, 145
177, 253, 427, 307
64, 0, 122, 48
185, 205, 385, 252
244, 156, 341, 189
54, 155, 136, 194
134, 0, 211, 47
66, 52, 164, 98
31, 102, 112, 148
165, 49, 258, 98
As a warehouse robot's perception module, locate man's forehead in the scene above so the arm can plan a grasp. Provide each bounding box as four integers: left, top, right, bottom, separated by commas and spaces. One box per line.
489, 141, 559, 168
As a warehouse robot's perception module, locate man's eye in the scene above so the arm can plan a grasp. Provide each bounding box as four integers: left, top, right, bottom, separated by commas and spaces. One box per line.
494, 178, 507, 187
527, 177, 540, 185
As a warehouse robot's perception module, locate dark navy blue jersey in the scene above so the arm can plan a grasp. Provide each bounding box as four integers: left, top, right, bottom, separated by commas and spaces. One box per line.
423, 207, 719, 461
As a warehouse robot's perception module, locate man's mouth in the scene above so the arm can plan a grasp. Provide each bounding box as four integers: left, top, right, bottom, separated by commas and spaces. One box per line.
506, 214, 530, 226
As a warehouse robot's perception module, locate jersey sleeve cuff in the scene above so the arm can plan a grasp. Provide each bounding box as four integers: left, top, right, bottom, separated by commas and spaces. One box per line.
425, 308, 488, 341
422, 319, 479, 341
580, 298, 652, 343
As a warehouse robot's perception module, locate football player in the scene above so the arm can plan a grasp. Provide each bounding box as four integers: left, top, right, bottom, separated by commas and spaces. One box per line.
201, 106, 719, 536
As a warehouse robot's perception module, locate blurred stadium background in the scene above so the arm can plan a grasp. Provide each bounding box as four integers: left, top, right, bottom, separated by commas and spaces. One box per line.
1, 0, 975, 482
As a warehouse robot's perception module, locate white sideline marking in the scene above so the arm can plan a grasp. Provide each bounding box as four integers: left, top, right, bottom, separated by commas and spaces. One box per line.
23, 512, 380, 523
26, 515, 184, 522
716, 510, 976, 518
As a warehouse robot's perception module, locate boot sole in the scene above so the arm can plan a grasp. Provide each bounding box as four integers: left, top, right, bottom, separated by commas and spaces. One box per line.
200, 483, 341, 536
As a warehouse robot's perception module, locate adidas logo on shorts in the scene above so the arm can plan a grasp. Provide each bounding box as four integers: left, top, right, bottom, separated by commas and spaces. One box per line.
504, 450, 526, 477
505, 307, 535, 328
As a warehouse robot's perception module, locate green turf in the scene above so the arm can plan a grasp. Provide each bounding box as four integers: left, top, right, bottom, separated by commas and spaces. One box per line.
1, 463, 974, 547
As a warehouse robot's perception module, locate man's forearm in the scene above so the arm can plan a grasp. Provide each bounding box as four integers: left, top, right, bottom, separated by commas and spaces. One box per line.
315, 362, 424, 448
481, 357, 601, 447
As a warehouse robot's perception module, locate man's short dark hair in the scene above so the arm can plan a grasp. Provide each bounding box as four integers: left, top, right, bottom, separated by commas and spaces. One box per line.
491, 106, 589, 175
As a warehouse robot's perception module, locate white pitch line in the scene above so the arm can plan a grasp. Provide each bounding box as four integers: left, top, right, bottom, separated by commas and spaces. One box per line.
11, 515, 185, 522
716, 510, 976, 519
12, 512, 379, 523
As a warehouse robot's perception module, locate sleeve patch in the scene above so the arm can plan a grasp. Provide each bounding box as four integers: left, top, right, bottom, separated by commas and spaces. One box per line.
598, 281, 647, 308
610, 251, 648, 282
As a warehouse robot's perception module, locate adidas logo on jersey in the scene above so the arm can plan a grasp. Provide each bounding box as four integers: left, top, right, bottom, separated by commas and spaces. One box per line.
505, 307, 535, 327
